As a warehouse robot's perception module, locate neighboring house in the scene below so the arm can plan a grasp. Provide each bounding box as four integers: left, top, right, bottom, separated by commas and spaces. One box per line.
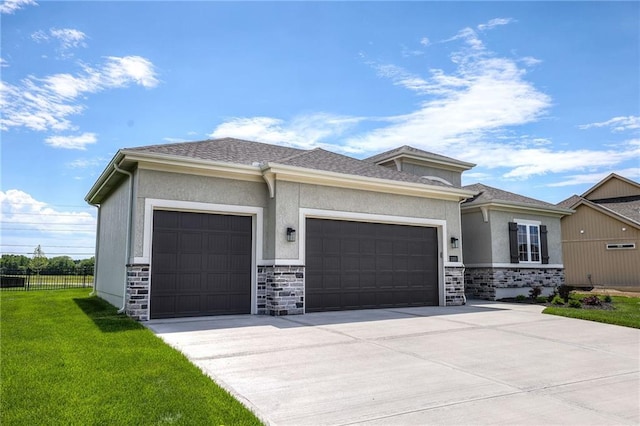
557, 174, 640, 289
85, 138, 476, 320
461, 184, 573, 300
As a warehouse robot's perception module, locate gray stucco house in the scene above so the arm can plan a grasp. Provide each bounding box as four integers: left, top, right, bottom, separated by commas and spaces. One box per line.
461, 184, 573, 300
86, 138, 476, 320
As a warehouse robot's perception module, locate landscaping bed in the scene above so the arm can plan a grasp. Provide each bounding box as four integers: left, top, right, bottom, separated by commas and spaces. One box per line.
498, 285, 640, 329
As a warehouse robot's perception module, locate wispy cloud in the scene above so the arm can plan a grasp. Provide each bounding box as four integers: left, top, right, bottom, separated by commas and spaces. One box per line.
45, 132, 97, 150
32, 28, 88, 58
0, 58, 8, 68
66, 156, 108, 169
579, 116, 640, 132
209, 18, 637, 181
477, 18, 514, 31
209, 113, 363, 150
0, 56, 159, 133
420, 37, 430, 46
0, 0, 36, 14
547, 167, 640, 187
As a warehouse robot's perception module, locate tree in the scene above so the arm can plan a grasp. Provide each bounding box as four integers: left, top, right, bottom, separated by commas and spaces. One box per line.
77, 256, 95, 273
29, 245, 48, 274
0, 254, 30, 271
47, 256, 76, 273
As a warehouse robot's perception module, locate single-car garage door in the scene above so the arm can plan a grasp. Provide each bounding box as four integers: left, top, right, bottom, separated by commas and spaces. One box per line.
306, 218, 438, 312
150, 210, 252, 319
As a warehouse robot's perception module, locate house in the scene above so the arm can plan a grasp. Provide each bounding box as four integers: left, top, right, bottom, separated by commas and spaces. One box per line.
461, 183, 573, 300
85, 138, 477, 320
557, 174, 640, 290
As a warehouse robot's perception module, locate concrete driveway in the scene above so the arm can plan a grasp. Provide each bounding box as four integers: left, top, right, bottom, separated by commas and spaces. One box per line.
147, 302, 639, 425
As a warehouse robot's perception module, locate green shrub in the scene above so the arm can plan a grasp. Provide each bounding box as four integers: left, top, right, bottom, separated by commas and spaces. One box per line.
582, 295, 602, 306
536, 296, 548, 303
515, 294, 527, 301
558, 284, 573, 303
569, 299, 582, 308
529, 286, 542, 299
604, 295, 612, 303
552, 295, 565, 305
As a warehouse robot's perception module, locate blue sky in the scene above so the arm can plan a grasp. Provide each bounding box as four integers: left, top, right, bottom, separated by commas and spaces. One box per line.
1, 0, 639, 259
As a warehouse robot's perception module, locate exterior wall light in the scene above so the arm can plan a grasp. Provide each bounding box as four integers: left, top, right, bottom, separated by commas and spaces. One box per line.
450, 237, 459, 249
286, 227, 296, 242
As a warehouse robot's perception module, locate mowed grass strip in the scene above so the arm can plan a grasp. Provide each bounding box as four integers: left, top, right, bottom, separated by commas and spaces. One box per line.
0, 289, 263, 425
543, 295, 640, 329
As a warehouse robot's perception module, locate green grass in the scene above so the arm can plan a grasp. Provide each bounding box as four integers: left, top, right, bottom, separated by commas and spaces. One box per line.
0, 289, 263, 425
543, 294, 640, 329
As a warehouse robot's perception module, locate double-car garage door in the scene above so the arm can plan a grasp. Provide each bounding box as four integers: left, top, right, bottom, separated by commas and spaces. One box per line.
150, 211, 439, 318
305, 218, 439, 312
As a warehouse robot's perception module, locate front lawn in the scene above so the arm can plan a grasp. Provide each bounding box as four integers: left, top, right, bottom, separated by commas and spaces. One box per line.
0, 289, 263, 425
543, 294, 640, 329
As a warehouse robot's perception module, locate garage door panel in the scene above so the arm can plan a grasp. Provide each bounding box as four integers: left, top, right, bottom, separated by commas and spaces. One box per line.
306, 218, 438, 312
151, 210, 252, 319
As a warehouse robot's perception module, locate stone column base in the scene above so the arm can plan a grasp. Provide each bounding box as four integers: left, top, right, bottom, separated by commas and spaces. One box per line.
259, 265, 305, 315
126, 264, 150, 321
465, 267, 565, 300
445, 266, 465, 306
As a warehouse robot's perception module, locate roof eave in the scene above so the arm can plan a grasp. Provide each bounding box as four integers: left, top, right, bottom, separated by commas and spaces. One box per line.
572, 198, 640, 228
264, 162, 477, 201
461, 201, 574, 217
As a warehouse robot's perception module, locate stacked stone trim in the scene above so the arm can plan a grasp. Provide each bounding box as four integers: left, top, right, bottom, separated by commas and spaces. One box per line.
445, 266, 465, 306
465, 267, 565, 300
126, 264, 150, 321
260, 265, 305, 316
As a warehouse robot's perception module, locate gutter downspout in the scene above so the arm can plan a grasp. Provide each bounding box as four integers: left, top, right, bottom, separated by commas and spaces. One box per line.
88, 203, 101, 296
113, 162, 134, 314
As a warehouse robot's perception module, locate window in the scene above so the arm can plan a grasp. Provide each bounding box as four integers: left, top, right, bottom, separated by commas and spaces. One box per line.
606, 243, 636, 250
517, 224, 540, 262
509, 221, 549, 264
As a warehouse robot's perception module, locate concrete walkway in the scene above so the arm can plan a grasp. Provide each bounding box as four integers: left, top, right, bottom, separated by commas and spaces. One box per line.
147, 302, 640, 425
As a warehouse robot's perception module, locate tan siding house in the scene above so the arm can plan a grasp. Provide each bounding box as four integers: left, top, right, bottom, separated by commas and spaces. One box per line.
558, 174, 640, 289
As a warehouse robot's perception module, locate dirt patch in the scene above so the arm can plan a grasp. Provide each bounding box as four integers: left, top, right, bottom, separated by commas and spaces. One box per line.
577, 288, 640, 298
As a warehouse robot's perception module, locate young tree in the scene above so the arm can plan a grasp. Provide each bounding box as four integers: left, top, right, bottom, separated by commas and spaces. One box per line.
29, 245, 48, 274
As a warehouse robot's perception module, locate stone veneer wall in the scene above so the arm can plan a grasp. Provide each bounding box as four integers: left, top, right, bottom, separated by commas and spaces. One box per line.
445, 266, 466, 306
258, 265, 305, 316
126, 264, 150, 321
465, 267, 565, 300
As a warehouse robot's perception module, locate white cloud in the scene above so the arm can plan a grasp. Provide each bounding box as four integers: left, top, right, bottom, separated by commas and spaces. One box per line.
420, 37, 430, 46
547, 168, 640, 187
209, 114, 363, 150
50, 28, 87, 50
0, 57, 8, 68
1, 55, 159, 133
520, 56, 542, 66
477, 18, 514, 31
66, 156, 107, 169
0, 0, 36, 14
579, 116, 640, 132
45, 132, 97, 150
401, 45, 424, 58
0, 189, 96, 258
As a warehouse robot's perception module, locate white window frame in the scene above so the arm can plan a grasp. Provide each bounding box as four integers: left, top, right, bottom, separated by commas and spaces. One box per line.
514, 219, 542, 264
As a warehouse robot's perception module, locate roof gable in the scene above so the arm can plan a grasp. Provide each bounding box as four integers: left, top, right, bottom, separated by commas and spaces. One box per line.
365, 145, 475, 171
462, 183, 572, 215
582, 173, 640, 201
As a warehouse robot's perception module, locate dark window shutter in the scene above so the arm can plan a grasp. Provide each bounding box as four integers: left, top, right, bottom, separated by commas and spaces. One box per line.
509, 222, 519, 263
540, 225, 549, 264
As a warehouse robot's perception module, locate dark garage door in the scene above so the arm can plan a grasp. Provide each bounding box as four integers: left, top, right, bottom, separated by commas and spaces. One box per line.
150, 210, 252, 319
306, 218, 438, 312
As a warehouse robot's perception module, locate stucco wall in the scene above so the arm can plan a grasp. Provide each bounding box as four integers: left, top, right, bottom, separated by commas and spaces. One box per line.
488, 210, 564, 265
133, 169, 269, 258
400, 162, 462, 186
95, 176, 130, 308
461, 210, 492, 264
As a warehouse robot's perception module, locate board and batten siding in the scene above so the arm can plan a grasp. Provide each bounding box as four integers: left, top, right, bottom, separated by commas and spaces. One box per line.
586, 178, 640, 200
561, 204, 639, 287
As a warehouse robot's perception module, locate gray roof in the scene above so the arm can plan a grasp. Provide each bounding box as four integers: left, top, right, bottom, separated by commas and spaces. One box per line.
125, 138, 454, 188
365, 145, 475, 169
557, 194, 640, 225
462, 183, 565, 211
557, 194, 583, 209
126, 137, 305, 165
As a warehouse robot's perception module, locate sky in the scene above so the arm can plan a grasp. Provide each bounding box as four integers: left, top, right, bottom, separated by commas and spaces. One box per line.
1, 1, 639, 259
